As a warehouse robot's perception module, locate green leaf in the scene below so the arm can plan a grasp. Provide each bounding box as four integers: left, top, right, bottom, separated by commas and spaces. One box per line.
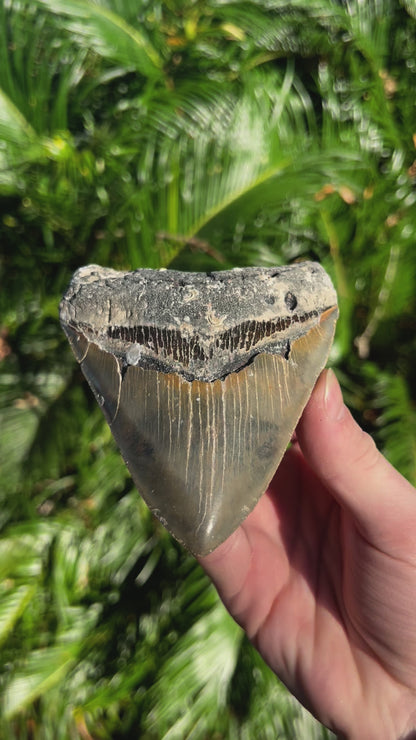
141, 69, 366, 251
2, 603, 101, 719
372, 370, 416, 484
0, 523, 56, 582
0, 89, 40, 149
0, 400, 39, 505
145, 602, 242, 737
2, 645, 77, 719
0, 585, 35, 648
35, 0, 164, 78
399, 0, 416, 19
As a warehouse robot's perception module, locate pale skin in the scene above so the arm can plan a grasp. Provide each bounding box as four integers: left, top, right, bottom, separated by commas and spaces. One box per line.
199, 369, 416, 740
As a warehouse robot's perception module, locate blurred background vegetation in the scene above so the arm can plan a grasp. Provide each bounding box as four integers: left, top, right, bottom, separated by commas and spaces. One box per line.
0, 0, 415, 737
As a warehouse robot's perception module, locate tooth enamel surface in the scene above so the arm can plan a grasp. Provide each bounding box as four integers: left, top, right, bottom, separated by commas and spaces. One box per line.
60, 263, 338, 555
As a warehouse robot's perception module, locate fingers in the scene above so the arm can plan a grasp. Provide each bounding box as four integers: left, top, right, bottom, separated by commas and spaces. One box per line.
297, 369, 416, 551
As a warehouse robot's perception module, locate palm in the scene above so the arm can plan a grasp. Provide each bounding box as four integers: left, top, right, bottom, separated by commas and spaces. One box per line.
208, 440, 416, 735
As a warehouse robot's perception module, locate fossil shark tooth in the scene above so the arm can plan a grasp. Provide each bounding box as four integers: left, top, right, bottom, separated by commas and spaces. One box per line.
60, 263, 338, 556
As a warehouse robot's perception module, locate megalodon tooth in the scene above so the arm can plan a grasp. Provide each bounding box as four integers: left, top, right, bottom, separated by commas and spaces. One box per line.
60, 263, 338, 556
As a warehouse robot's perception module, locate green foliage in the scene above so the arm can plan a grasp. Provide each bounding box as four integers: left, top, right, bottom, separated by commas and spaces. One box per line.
1, 0, 415, 737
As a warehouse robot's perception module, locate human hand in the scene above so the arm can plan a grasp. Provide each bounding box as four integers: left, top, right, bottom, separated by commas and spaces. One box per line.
199, 369, 416, 740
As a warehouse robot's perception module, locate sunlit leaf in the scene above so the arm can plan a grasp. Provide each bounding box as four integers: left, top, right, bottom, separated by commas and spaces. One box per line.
400, 0, 416, 18
0, 400, 39, 503
0, 89, 39, 148
35, 0, 164, 78
0, 585, 35, 648
3, 647, 77, 719
372, 369, 416, 485
0, 522, 57, 582
138, 69, 365, 253
145, 603, 242, 737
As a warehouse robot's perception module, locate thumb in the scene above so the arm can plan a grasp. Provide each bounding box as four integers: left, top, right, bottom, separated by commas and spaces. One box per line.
297, 369, 416, 552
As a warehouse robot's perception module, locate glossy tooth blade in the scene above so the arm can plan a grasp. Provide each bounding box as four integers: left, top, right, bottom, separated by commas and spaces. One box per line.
60, 264, 338, 555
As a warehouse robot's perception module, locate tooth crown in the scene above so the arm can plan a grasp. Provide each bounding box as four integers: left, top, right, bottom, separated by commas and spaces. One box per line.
60, 263, 338, 555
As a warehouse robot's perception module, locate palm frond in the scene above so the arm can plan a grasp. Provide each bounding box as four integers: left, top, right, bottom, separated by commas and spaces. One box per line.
128, 68, 367, 267
0, 89, 46, 191
372, 369, 416, 484
210, 0, 348, 58
35, 0, 164, 78
0, 391, 40, 523
144, 603, 242, 737
0, 89, 39, 149
399, 0, 416, 18
0, 3, 89, 135
3, 635, 87, 720
0, 585, 35, 649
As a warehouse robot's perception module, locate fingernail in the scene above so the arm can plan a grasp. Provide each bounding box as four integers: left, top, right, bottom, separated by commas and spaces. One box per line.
324, 368, 345, 422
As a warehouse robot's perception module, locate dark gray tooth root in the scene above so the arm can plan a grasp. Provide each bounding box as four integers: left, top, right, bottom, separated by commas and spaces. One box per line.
60, 262, 338, 556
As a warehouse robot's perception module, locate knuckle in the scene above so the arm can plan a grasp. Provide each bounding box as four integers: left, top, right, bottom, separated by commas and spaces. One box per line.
352, 430, 380, 474
323, 428, 381, 490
